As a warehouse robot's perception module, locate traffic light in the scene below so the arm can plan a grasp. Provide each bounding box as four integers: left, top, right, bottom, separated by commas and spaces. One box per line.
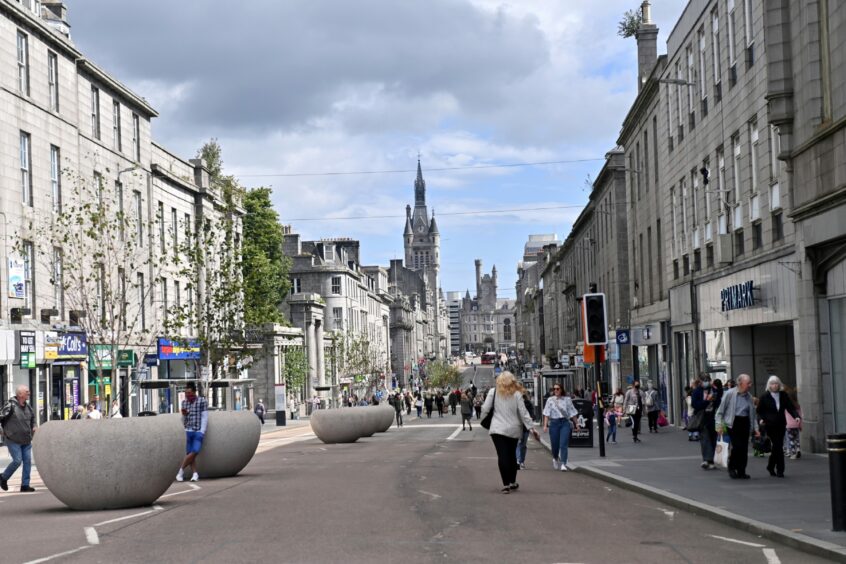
583, 293, 607, 345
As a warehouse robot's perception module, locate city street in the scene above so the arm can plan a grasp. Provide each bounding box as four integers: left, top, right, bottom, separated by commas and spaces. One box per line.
1, 383, 827, 564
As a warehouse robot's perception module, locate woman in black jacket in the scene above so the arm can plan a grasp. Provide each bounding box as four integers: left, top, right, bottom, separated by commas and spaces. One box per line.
757, 375, 800, 477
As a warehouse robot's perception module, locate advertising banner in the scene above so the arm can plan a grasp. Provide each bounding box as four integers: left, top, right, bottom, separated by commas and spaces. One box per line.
157, 338, 201, 360
8, 255, 26, 299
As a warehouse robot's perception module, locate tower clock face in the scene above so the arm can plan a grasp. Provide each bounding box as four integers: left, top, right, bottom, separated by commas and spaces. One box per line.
418, 225, 425, 233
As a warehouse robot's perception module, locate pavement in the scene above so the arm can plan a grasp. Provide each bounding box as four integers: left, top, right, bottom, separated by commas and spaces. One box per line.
0, 406, 831, 564
539, 415, 846, 562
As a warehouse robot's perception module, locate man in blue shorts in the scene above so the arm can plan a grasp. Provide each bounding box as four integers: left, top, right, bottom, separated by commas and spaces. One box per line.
176, 382, 208, 482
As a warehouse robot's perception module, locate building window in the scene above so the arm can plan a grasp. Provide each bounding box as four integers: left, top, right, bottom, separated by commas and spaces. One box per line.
53, 247, 64, 319
686, 44, 695, 124
333, 307, 343, 330
503, 319, 512, 341
735, 229, 745, 256
712, 8, 722, 100
50, 145, 61, 213
133, 190, 143, 244
698, 27, 708, 112
174, 280, 181, 311
24, 240, 35, 315
291, 278, 301, 294
20, 131, 32, 206
160, 278, 168, 323
706, 244, 714, 268
158, 202, 165, 254
113, 101, 122, 152
97, 264, 106, 322
138, 272, 146, 331
673, 259, 679, 280
749, 120, 759, 194
727, 0, 738, 83
772, 212, 784, 242
118, 268, 127, 331
117, 181, 124, 241
331, 276, 342, 295
752, 221, 763, 249
132, 113, 141, 162
693, 249, 702, 272
683, 254, 690, 276
91, 86, 101, 139
48, 50, 59, 111
732, 134, 741, 210
17, 31, 29, 95
171, 207, 178, 257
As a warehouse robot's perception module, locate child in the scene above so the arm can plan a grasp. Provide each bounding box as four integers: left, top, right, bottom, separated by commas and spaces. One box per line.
605, 406, 618, 444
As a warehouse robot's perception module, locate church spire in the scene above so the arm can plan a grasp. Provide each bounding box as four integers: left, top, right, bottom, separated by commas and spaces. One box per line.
414, 158, 426, 206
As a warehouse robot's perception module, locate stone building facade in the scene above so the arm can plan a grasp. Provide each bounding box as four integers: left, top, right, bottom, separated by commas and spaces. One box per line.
458, 260, 514, 354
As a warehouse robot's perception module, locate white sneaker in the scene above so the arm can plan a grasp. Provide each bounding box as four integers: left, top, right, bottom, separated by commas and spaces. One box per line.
519, 462, 527, 470
190, 473, 199, 482
553, 459, 560, 471
560, 464, 570, 472
176, 469, 184, 482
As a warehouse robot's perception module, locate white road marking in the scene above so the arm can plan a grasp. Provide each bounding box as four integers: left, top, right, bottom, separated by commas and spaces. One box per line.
407, 424, 464, 428
418, 490, 442, 500
762, 548, 781, 564
708, 535, 766, 548
159, 483, 201, 498
84, 527, 99, 545
23, 545, 91, 564
446, 426, 463, 441
655, 507, 675, 520
92, 505, 163, 527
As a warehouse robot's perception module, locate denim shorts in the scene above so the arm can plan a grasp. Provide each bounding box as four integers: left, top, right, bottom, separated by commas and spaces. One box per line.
185, 431, 204, 454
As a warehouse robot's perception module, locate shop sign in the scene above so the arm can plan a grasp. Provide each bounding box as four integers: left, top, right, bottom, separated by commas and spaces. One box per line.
574, 355, 584, 368
19, 330, 36, 368
144, 353, 159, 367
616, 330, 631, 345
89, 345, 114, 370
721, 280, 755, 312
58, 332, 87, 360
157, 338, 201, 360
8, 255, 26, 299
45, 332, 60, 360
117, 350, 136, 367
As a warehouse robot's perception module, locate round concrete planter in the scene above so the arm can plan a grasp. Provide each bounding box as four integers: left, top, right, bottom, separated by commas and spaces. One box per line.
375, 405, 395, 433
195, 411, 261, 479
311, 408, 361, 443
33, 415, 184, 511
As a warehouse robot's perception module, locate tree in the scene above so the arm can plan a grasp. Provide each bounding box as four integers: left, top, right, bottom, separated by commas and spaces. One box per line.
242, 188, 291, 325
427, 360, 462, 390
617, 8, 643, 39
283, 346, 308, 392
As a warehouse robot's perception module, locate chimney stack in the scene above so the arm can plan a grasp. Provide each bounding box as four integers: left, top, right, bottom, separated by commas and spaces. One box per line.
636, 1, 659, 91
41, 1, 71, 38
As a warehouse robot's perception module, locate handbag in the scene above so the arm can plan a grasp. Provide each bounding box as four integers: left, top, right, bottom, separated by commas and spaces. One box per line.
625, 403, 637, 416
481, 390, 495, 430
657, 412, 669, 427
688, 409, 705, 431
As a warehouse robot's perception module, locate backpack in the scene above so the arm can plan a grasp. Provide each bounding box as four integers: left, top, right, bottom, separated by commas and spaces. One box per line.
646, 391, 655, 408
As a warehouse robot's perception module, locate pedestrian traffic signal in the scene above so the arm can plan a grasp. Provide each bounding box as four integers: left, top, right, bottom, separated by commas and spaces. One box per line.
583, 293, 607, 345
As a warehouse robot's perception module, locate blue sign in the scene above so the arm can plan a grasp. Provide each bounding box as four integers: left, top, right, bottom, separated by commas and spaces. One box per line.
157, 338, 202, 360
616, 330, 631, 345
58, 332, 87, 359
494, 366, 503, 375
144, 353, 159, 367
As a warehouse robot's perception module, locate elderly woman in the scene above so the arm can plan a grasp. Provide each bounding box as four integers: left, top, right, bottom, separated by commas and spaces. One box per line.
480, 372, 539, 494
757, 375, 800, 478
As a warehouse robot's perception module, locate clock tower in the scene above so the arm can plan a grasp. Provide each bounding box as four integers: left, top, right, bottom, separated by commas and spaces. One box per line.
403, 159, 440, 292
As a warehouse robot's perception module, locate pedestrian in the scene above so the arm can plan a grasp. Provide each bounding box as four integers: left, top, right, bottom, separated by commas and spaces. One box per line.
623, 381, 645, 443
691, 373, 721, 470
784, 386, 802, 459
311, 395, 321, 413
516, 392, 535, 468
391, 393, 404, 427
460, 392, 473, 431
176, 382, 208, 483
109, 399, 123, 418
415, 394, 423, 417
86, 402, 102, 419
473, 393, 483, 419
480, 372, 538, 493
92, 394, 102, 412
424, 394, 434, 418
605, 406, 618, 444
70, 405, 85, 419
449, 390, 458, 415
254, 398, 266, 424
687, 380, 701, 441
542, 383, 580, 471
0, 385, 37, 492
405, 391, 412, 415
715, 373, 759, 480
645, 382, 660, 433
435, 393, 445, 418
612, 388, 625, 416
757, 375, 800, 478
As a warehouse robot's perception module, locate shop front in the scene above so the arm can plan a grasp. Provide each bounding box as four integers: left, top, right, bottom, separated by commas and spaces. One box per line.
52, 332, 87, 420
88, 345, 137, 417
156, 337, 201, 413
630, 321, 671, 419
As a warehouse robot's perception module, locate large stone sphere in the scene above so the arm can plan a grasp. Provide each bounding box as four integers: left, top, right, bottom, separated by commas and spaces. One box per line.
375, 404, 395, 433
195, 411, 261, 479
34, 415, 184, 511
310, 409, 361, 443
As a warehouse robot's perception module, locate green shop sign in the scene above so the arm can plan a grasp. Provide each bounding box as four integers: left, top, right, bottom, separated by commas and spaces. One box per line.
89, 346, 137, 370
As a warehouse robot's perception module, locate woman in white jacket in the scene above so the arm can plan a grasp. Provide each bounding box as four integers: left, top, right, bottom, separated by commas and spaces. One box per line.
480, 372, 539, 494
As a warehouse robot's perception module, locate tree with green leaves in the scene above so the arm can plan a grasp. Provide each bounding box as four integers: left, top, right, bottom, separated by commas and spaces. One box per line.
426, 360, 462, 390
617, 8, 643, 39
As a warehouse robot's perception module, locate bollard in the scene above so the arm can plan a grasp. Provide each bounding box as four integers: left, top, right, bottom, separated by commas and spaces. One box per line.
828, 434, 846, 532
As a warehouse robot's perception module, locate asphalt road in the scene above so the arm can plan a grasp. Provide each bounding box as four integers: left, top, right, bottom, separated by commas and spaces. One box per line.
0, 386, 828, 563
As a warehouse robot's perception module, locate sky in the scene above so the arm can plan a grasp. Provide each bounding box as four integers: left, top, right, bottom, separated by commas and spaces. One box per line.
70, 0, 685, 299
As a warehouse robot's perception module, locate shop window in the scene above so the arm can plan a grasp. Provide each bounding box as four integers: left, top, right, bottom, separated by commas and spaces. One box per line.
683, 254, 690, 276
735, 229, 745, 257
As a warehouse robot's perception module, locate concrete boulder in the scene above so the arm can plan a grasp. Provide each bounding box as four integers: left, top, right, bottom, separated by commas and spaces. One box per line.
375, 404, 395, 432
33, 415, 184, 511
310, 408, 361, 443
195, 411, 261, 479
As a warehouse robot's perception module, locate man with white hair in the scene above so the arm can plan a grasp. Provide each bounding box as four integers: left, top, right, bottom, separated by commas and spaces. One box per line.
0, 385, 37, 492
715, 374, 759, 479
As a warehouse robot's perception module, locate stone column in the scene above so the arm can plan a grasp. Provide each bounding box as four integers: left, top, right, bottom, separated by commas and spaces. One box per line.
316, 320, 325, 389
307, 321, 317, 397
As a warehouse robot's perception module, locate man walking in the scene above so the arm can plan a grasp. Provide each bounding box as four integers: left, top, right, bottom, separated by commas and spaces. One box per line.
254, 398, 266, 425
716, 373, 759, 479
176, 382, 208, 483
0, 385, 37, 492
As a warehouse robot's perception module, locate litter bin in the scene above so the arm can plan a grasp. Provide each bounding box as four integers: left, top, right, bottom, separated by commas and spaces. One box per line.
570, 398, 594, 448
828, 434, 846, 531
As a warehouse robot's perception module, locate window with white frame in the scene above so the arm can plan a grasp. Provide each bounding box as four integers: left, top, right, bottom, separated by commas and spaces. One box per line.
333, 307, 343, 330
704, 159, 712, 219
20, 131, 32, 206
171, 207, 178, 257
17, 31, 29, 95
691, 170, 699, 225
132, 113, 140, 162
138, 272, 146, 331
727, 0, 737, 66
91, 86, 101, 139
160, 278, 168, 323
732, 134, 741, 203
133, 190, 143, 244
97, 263, 105, 321
749, 120, 759, 194
686, 45, 695, 110
743, 0, 753, 47
331, 276, 342, 295
158, 202, 165, 253
291, 277, 301, 294
53, 247, 64, 318
712, 9, 721, 84
48, 51, 59, 111
116, 181, 124, 241
113, 101, 122, 151
698, 27, 707, 101
675, 61, 684, 127
118, 267, 126, 331
50, 145, 61, 212
174, 280, 181, 310
769, 125, 781, 180
670, 186, 678, 248
681, 177, 689, 234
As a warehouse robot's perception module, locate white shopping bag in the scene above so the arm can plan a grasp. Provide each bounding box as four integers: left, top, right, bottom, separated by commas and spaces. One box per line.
714, 434, 730, 469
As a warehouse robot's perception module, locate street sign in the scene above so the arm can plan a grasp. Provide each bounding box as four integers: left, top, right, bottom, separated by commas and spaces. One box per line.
616, 330, 631, 345
561, 355, 570, 368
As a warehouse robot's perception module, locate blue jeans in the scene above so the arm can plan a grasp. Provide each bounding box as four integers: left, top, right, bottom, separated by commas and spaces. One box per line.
2, 439, 32, 487
516, 429, 529, 464
606, 423, 617, 442
549, 418, 572, 465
